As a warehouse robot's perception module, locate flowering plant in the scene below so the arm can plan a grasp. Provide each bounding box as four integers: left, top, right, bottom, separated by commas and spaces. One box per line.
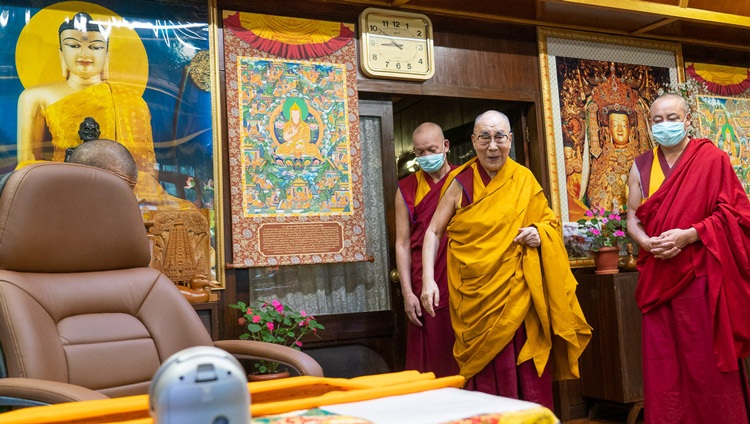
576, 207, 628, 251
229, 299, 324, 374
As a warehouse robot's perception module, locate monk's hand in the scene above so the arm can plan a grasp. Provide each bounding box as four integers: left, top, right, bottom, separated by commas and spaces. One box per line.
404, 291, 423, 327
514, 226, 540, 247
421, 279, 439, 318
652, 228, 691, 259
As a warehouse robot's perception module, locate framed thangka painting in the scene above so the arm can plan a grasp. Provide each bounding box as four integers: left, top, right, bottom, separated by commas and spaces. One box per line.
0, 0, 223, 287
687, 62, 750, 196
223, 11, 368, 267
537, 28, 682, 264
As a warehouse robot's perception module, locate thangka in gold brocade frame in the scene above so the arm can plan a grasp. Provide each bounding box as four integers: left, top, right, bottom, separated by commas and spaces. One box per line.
684, 62, 750, 197
223, 11, 367, 267
695, 95, 750, 195
537, 28, 683, 266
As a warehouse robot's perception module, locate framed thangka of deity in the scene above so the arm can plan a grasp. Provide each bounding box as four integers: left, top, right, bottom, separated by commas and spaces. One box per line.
0, 0, 223, 290
687, 62, 750, 196
537, 28, 683, 265
223, 11, 368, 267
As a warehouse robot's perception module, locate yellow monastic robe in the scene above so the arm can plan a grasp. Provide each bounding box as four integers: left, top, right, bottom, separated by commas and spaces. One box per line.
443, 157, 591, 380
43, 82, 194, 210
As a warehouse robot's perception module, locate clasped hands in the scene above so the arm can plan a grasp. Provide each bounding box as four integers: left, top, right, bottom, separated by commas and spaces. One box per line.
645, 228, 693, 259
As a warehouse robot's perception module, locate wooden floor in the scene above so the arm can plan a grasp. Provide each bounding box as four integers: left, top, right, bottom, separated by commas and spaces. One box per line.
564, 403, 644, 423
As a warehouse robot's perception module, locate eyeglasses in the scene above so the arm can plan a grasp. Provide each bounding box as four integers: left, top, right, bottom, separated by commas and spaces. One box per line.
473, 132, 510, 147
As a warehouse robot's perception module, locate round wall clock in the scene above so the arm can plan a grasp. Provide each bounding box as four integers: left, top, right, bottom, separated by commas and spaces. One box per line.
358, 8, 435, 81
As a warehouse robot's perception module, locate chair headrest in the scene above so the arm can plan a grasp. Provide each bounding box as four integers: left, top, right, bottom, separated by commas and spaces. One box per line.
0, 162, 151, 272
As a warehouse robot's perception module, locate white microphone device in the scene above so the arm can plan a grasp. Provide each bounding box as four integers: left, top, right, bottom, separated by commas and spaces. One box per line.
149, 346, 250, 424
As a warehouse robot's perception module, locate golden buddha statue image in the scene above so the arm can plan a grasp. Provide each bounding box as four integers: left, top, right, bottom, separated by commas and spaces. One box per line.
579, 69, 652, 216
16, 10, 193, 210
273, 98, 324, 165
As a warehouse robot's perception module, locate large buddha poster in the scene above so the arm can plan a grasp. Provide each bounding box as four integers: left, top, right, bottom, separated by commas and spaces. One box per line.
223, 12, 368, 267
538, 28, 682, 265
0, 1, 221, 285
0, 0, 214, 211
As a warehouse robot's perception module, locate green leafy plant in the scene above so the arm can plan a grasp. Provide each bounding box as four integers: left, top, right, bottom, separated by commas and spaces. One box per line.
229, 299, 324, 374
576, 207, 628, 251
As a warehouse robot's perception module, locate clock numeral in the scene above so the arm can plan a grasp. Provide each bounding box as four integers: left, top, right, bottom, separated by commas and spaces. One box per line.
392, 21, 401, 28
369, 24, 378, 32
417, 45, 423, 51
385, 60, 390, 68
396, 62, 401, 70
407, 63, 412, 70
418, 59, 423, 64
370, 40, 376, 46
416, 30, 422, 37
371, 54, 378, 61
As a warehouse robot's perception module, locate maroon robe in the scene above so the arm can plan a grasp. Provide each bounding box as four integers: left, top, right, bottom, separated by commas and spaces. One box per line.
452, 164, 554, 409
636, 138, 750, 423
398, 169, 459, 378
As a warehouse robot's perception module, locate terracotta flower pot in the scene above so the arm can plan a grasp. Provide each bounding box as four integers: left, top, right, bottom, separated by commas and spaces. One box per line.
593, 246, 620, 275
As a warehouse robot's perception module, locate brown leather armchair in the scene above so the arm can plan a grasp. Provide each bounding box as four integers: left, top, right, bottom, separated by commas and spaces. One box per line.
0, 162, 322, 407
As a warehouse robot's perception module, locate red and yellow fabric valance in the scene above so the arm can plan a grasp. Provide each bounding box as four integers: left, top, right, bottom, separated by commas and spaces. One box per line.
686, 62, 750, 96
223, 12, 354, 59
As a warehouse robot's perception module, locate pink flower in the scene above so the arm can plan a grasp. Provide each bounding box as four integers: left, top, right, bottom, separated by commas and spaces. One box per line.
609, 213, 619, 220
252, 315, 261, 323
592, 229, 601, 236
267, 322, 274, 331
300, 310, 307, 317
601, 218, 609, 224
599, 208, 605, 216
238, 317, 247, 326
246, 307, 253, 314
585, 210, 594, 217
295, 341, 303, 347
272, 299, 284, 314
614, 230, 626, 237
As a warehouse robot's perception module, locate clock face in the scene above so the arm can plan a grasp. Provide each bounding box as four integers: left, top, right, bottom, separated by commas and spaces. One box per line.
359, 9, 434, 80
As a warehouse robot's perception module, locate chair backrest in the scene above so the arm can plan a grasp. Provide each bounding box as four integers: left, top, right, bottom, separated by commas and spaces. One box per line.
0, 163, 213, 398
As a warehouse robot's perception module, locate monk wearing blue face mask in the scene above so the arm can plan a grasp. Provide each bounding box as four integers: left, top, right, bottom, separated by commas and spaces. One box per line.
394, 122, 458, 378
627, 93, 750, 423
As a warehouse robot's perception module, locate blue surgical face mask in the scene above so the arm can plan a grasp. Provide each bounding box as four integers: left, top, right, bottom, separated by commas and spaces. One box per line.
651, 120, 687, 147
415, 152, 446, 173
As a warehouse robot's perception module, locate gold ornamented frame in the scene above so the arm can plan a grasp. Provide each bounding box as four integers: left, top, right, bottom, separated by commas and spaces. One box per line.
537, 28, 684, 266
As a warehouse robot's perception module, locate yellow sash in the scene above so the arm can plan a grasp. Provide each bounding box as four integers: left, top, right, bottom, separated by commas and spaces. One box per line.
414, 170, 430, 206
647, 147, 665, 198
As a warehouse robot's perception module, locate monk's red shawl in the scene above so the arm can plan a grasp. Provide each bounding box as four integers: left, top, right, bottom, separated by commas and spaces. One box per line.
635, 138, 750, 371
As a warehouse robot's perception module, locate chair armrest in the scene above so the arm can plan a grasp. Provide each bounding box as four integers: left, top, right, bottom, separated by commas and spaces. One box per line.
0, 378, 108, 406
214, 340, 324, 377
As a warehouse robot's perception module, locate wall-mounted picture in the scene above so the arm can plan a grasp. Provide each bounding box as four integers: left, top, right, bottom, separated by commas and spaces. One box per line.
537, 28, 683, 265
1, 0, 221, 286
695, 95, 750, 194
222, 11, 368, 267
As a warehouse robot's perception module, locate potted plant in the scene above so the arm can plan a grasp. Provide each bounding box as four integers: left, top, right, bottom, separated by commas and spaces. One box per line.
229, 298, 324, 379
577, 207, 629, 274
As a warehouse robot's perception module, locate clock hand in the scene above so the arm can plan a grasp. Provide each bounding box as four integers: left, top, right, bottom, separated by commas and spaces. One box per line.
382, 40, 404, 50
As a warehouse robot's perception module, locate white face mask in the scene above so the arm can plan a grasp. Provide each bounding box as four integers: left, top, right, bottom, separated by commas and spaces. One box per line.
651, 119, 687, 147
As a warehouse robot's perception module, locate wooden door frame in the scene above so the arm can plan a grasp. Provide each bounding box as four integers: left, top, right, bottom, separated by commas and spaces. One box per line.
357, 99, 404, 371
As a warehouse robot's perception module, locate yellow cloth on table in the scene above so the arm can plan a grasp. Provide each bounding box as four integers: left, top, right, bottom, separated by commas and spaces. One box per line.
443, 158, 592, 380
0, 371, 464, 424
